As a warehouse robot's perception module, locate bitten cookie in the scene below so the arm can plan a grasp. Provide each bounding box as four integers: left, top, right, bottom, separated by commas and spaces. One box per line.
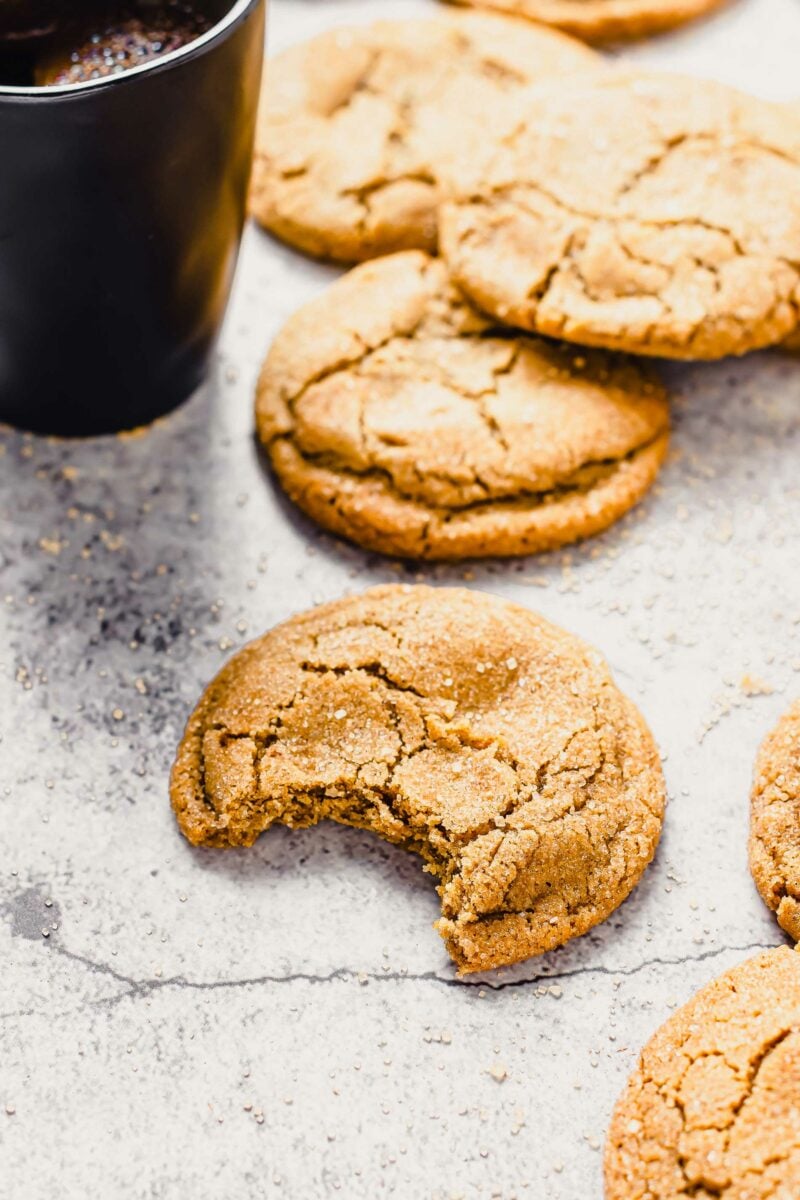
440, 72, 800, 359
441, 0, 728, 43
605, 946, 800, 1198
750, 701, 800, 942
171, 585, 666, 973
249, 12, 598, 262
256, 252, 670, 560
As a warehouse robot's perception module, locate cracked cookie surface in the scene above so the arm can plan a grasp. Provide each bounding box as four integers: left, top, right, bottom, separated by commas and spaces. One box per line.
249, 12, 598, 262
441, 0, 728, 43
439, 72, 800, 359
605, 946, 800, 1199
171, 585, 665, 973
750, 702, 800, 942
256, 251, 670, 560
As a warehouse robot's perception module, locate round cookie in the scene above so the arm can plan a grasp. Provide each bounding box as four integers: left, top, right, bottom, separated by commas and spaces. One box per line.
256, 251, 670, 560
439, 72, 800, 359
441, 0, 728, 44
171, 585, 666, 973
606, 946, 800, 1198
750, 701, 800, 942
249, 12, 599, 262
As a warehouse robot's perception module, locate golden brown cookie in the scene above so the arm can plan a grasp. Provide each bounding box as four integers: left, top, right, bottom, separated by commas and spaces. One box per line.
256, 252, 670, 560
171, 585, 666, 973
605, 946, 800, 1198
249, 12, 599, 262
750, 702, 800, 942
440, 72, 800, 360
441, 0, 728, 43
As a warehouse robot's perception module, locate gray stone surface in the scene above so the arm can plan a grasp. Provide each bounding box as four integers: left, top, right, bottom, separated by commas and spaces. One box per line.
2, 1, 800, 1196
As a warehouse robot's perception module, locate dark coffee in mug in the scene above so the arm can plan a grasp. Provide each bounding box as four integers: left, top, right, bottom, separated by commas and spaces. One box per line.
0, 0, 265, 434
0, 0, 210, 85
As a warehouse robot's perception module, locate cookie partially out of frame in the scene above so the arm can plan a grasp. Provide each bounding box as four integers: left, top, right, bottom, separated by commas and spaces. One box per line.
171, 585, 666, 973
256, 252, 670, 560
249, 12, 599, 262
441, 0, 728, 44
751, 701, 800, 941
440, 71, 800, 359
606, 946, 800, 1198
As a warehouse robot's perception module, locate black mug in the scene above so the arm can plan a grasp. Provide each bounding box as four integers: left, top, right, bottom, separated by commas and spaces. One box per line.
0, 0, 265, 435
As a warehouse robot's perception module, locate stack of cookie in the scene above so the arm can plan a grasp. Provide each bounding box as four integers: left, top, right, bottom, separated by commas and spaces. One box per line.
171, 6, 800, 1196
249, 7, 800, 565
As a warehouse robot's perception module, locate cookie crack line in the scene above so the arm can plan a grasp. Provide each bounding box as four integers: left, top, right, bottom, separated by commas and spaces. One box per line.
479, 182, 784, 283
470, 133, 788, 249
329, 53, 531, 213
261, 262, 440, 411
204, 659, 604, 862
670, 1028, 798, 1196
342, 171, 439, 207
485, 125, 700, 211
171, 586, 666, 972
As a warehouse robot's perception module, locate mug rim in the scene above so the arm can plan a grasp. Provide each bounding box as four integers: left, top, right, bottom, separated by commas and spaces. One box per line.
0, 0, 261, 97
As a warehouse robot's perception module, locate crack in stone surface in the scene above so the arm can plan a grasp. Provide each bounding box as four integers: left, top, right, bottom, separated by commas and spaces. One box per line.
1, 940, 778, 1024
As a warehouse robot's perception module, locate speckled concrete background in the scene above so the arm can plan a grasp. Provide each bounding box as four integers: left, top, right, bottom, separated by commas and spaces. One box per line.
2, 1, 800, 1196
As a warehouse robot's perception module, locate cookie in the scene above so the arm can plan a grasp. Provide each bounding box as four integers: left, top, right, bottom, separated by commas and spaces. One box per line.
256, 252, 670, 560
441, 0, 728, 43
171, 585, 665, 973
249, 12, 599, 262
750, 701, 800, 942
605, 946, 800, 1198
440, 72, 800, 359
